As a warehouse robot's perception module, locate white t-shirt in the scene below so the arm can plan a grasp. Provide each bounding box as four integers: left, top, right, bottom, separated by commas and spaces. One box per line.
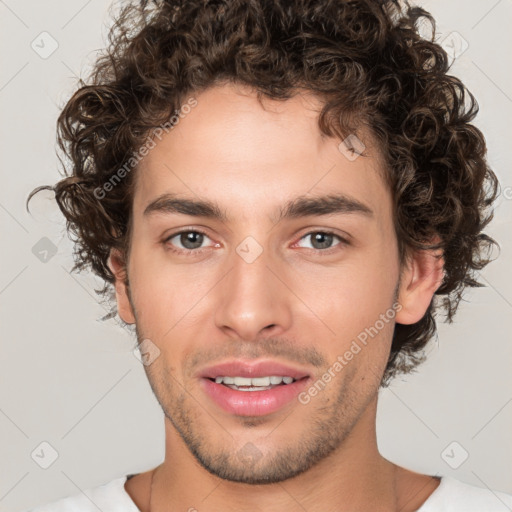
24, 474, 512, 512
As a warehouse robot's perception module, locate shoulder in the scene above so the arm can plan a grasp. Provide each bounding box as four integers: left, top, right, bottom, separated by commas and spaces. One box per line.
418, 476, 512, 512
21, 476, 139, 512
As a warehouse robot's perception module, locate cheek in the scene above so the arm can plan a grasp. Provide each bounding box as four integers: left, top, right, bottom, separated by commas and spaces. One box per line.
294, 257, 398, 329
128, 250, 216, 333
288, 243, 399, 371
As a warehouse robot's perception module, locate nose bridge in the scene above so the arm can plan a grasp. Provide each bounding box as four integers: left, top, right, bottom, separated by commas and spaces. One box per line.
214, 236, 292, 340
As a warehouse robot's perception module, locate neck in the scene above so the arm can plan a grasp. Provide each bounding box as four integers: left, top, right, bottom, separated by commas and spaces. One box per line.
150, 396, 403, 512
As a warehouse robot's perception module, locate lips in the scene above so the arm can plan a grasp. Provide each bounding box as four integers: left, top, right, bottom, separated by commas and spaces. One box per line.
197, 359, 312, 416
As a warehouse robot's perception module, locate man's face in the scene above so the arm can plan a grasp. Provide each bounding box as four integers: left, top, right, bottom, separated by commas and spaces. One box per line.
117, 83, 402, 483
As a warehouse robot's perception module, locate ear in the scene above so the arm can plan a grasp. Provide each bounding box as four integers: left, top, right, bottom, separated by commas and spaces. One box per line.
395, 242, 445, 325
107, 248, 136, 324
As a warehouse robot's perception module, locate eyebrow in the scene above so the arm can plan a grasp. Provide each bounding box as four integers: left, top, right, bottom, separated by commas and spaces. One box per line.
143, 192, 373, 223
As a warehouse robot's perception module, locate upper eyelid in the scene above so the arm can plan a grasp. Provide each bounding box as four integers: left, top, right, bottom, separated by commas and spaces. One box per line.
294, 231, 347, 246
164, 228, 212, 241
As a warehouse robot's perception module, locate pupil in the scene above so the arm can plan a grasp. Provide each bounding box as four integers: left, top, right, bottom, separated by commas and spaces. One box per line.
312, 232, 333, 250
181, 232, 203, 249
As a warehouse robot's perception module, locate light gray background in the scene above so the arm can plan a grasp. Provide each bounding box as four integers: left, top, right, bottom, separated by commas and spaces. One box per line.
1, 1, 511, 510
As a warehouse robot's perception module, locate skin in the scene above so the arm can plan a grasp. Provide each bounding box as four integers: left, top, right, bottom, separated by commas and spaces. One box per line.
108, 82, 444, 512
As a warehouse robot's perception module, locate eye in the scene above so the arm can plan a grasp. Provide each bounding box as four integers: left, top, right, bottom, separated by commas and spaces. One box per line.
163, 230, 216, 254
162, 229, 349, 256
295, 231, 347, 251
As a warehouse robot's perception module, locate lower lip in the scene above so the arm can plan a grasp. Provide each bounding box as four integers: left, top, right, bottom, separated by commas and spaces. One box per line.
200, 377, 310, 416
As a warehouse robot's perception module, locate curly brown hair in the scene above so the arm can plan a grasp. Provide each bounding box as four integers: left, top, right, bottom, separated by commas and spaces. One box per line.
27, 0, 499, 385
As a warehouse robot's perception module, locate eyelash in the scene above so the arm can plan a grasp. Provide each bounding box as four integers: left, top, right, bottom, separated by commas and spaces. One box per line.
162, 229, 349, 256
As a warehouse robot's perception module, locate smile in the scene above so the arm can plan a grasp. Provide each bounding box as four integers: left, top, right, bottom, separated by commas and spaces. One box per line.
212, 375, 296, 391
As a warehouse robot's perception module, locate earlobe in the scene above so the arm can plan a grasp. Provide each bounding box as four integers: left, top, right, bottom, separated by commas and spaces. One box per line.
107, 248, 136, 324
395, 246, 445, 325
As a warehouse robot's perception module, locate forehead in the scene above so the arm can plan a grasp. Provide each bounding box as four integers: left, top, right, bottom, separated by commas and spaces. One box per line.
132, 83, 390, 222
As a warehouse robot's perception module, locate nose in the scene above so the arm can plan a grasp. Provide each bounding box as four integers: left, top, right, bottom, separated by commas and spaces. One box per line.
214, 245, 293, 342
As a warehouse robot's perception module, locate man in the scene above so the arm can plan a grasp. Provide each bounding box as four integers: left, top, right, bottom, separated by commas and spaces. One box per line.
26, 0, 511, 510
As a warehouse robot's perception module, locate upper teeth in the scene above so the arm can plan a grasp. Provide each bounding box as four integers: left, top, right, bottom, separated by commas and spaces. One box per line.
214, 376, 295, 386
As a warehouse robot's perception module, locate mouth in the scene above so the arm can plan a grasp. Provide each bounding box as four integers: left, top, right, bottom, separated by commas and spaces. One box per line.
197, 360, 312, 416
